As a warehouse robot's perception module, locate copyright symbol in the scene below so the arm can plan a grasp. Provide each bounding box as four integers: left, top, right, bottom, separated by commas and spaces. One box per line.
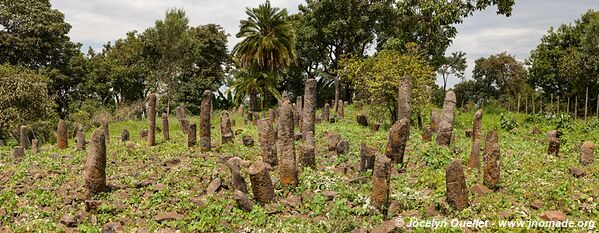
395, 217, 405, 227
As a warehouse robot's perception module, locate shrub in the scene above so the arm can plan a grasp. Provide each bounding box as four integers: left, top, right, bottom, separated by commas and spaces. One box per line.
0, 64, 57, 142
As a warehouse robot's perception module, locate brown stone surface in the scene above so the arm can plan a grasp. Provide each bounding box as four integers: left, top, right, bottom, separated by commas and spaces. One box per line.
446, 160, 469, 210
120, 129, 130, 142
258, 118, 277, 166
162, 113, 169, 141
471, 184, 492, 195
84, 129, 107, 199
336, 140, 349, 155
220, 111, 233, 144
337, 100, 344, 118
547, 130, 561, 157
360, 143, 377, 171
436, 91, 456, 146
540, 211, 567, 221
467, 138, 481, 169
187, 123, 197, 148
226, 157, 248, 194
200, 90, 212, 151
102, 222, 123, 233
13, 146, 24, 158
248, 161, 275, 204
570, 167, 585, 178
102, 120, 110, 143
299, 144, 316, 169
472, 109, 483, 141
303, 79, 316, 141
76, 126, 86, 151
370, 123, 380, 132
580, 141, 595, 166
242, 135, 254, 147
31, 139, 39, 153
147, 93, 157, 146
397, 77, 412, 123
322, 103, 330, 123
384, 119, 409, 164
277, 100, 298, 187
153, 212, 184, 222
56, 119, 68, 149
19, 125, 29, 150
429, 108, 442, 132
483, 131, 500, 191
422, 127, 432, 142
234, 190, 253, 212
372, 155, 392, 214
357, 114, 368, 127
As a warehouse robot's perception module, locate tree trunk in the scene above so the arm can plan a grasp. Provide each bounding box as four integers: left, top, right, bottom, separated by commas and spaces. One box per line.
585, 87, 588, 120
334, 76, 339, 112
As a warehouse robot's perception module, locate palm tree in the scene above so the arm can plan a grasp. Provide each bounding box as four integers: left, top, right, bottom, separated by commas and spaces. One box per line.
232, 1, 297, 110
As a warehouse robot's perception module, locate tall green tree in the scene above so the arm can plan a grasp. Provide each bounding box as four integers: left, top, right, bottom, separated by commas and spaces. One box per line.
473, 52, 527, 101
0, 0, 83, 118
438, 51, 467, 93
232, 0, 297, 110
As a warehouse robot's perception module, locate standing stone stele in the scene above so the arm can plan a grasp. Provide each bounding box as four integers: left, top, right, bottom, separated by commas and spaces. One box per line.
188, 123, 197, 148
147, 93, 157, 146
226, 157, 248, 194
200, 90, 213, 151
121, 129, 130, 142
322, 103, 330, 123
436, 91, 457, 146
430, 108, 442, 132
547, 130, 561, 157
303, 79, 317, 141
277, 100, 298, 187
446, 160, 469, 210
84, 129, 107, 199
472, 109, 483, 141
483, 131, 500, 191
162, 113, 169, 141
372, 155, 391, 214
13, 146, 25, 158
56, 119, 68, 149
467, 138, 482, 169
384, 119, 409, 164
337, 100, 344, 119
397, 77, 412, 124
258, 118, 277, 166
19, 126, 29, 150
248, 161, 275, 204
31, 139, 39, 153
76, 126, 86, 151
360, 143, 377, 171
580, 141, 595, 166
221, 111, 233, 144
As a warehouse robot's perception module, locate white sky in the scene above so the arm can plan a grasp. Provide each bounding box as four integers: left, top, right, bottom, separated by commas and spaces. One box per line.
50, 0, 599, 88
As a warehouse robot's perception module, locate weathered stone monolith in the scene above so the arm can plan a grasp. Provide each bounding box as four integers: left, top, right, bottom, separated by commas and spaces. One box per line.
326, 132, 340, 151
226, 157, 248, 194
472, 109, 483, 141
234, 190, 254, 212
31, 139, 39, 153
19, 126, 29, 150
357, 113, 368, 127
385, 119, 409, 164
188, 123, 197, 148
121, 129, 130, 142
84, 129, 107, 199
248, 161, 275, 204
200, 90, 212, 151
76, 126, 86, 151
430, 108, 442, 132
221, 111, 233, 144
397, 77, 412, 124
258, 118, 277, 166
547, 130, 561, 157
299, 144, 315, 169
303, 79, 317, 141
337, 100, 344, 118
467, 138, 481, 169
139, 129, 148, 138
322, 103, 330, 123
277, 100, 298, 187
360, 143, 377, 171
56, 120, 68, 149
237, 105, 245, 117
176, 106, 188, 134
102, 120, 109, 143
422, 127, 432, 142
580, 141, 595, 166
147, 93, 157, 146
483, 131, 500, 191
162, 113, 169, 141
13, 146, 24, 158
446, 160, 469, 210
372, 155, 391, 214
336, 140, 349, 155
436, 91, 457, 146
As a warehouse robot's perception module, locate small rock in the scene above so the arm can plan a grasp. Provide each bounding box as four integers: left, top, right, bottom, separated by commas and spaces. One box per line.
540, 210, 566, 221
59, 214, 80, 227
207, 177, 222, 195
242, 136, 254, 147
102, 222, 124, 233
424, 204, 440, 217
153, 211, 184, 222
370, 217, 401, 233
530, 200, 543, 210
569, 167, 585, 178
471, 184, 492, 195
321, 191, 337, 200
234, 190, 253, 212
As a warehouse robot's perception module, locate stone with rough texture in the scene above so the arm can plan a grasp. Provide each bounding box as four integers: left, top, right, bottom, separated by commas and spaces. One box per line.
153, 212, 184, 222
84, 129, 107, 199
19, 125, 29, 150
580, 141, 595, 166
326, 132, 341, 151
187, 124, 197, 148
120, 129, 130, 142
248, 161, 275, 204
360, 143, 377, 171
446, 160, 469, 210
31, 139, 39, 153
336, 140, 349, 155
370, 123, 380, 132
56, 119, 68, 149
322, 103, 330, 123
220, 111, 233, 144
385, 119, 409, 164
472, 109, 483, 141
467, 139, 482, 169
234, 190, 254, 212
483, 131, 500, 191
303, 79, 317, 141
162, 113, 169, 141
337, 100, 344, 118
372, 155, 391, 214
570, 167, 585, 178
226, 157, 248, 194
200, 90, 212, 151
397, 77, 412, 124
177, 106, 189, 134
147, 93, 157, 146
139, 129, 148, 138
422, 127, 432, 142
430, 108, 442, 132
436, 91, 456, 146
258, 119, 277, 165
242, 135, 254, 147
547, 130, 561, 157
300, 144, 316, 169
540, 211, 566, 221
76, 126, 86, 151
13, 146, 24, 158
357, 114, 368, 127
206, 177, 221, 195
102, 222, 123, 233
277, 100, 298, 187
102, 120, 110, 143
